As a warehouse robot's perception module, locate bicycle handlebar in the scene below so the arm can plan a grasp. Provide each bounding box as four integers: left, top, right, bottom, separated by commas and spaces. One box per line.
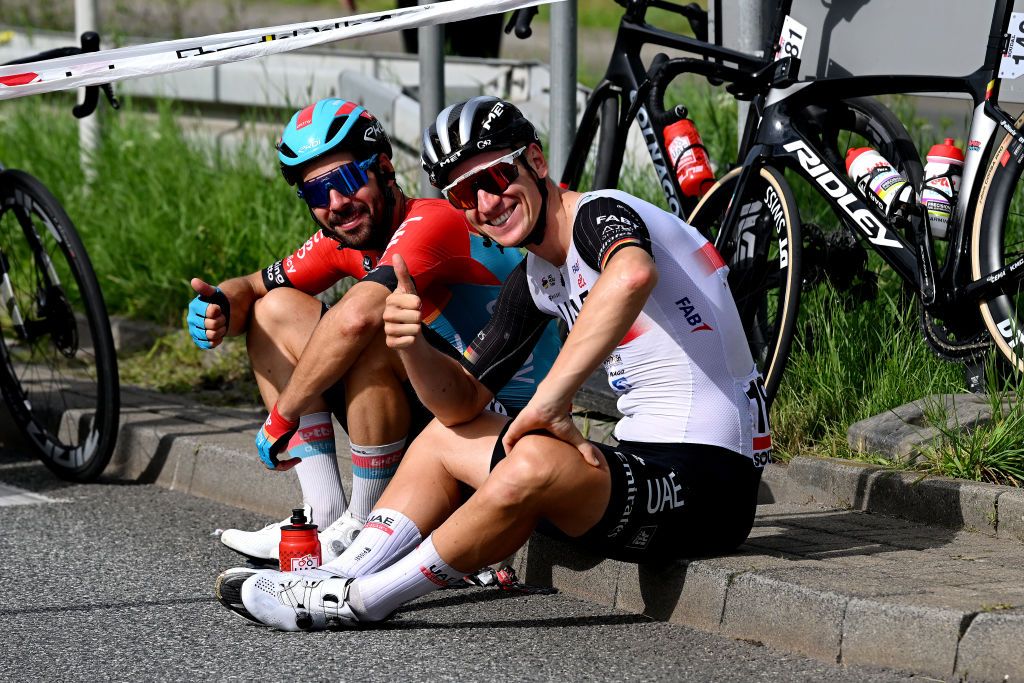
504, 7, 539, 39
506, 1, 708, 43
2, 31, 119, 119
644, 52, 799, 125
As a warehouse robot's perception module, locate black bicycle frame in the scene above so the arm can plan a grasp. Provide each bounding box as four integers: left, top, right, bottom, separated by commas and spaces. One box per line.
560, 0, 767, 217
721, 0, 1024, 313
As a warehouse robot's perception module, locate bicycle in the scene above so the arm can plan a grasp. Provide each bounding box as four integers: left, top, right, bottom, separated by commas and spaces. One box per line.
687, 0, 1024, 397
509, 0, 922, 401
0, 31, 121, 481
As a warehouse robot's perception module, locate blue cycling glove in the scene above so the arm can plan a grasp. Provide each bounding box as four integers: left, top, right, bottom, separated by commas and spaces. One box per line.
256, 405, 300, 471
187, 287, 231, 350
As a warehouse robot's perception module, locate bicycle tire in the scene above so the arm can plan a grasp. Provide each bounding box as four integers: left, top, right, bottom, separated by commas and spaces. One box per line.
561, 88, 622, 192
688, 165, 801, 403
971, 110, 1024, 371
0, 169, 120, 481
811, 96, 924, 190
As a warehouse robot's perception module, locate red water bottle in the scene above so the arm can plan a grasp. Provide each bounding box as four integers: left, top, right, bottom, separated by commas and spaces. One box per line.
663, 106, 715, 201
279, 507, 322, 572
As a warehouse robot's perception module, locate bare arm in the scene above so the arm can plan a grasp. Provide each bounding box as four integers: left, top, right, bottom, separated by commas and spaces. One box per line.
383, 255, 494, 425
501, 247, 658, 461
275, 279, 392, 420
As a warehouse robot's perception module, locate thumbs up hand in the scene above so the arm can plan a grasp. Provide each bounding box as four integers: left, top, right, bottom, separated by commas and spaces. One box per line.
384, 255, 423, 350
186, 278, 231, 350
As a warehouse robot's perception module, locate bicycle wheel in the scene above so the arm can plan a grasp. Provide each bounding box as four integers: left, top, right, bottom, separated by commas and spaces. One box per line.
972, 111, 1024, 371
688, 165, 801, 402
0, 169, 119, 481
561, 87, 623, 192
811, 96, 923, 189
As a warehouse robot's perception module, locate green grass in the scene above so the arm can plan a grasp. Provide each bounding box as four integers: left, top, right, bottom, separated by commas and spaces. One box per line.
6, 83, 1024, 486
0, 96, 310, 326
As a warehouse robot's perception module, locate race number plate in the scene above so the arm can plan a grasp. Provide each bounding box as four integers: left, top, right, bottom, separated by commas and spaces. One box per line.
775, 15, 808, 61
1001, 13, 1024, 79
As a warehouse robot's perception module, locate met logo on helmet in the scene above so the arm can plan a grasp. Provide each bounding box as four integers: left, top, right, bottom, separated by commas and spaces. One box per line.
481, 102, 505, 131
297, 138, 321, 154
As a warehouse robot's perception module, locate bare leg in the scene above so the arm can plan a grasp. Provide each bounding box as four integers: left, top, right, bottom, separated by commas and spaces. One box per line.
325, 412, 508, 577
343, 326, 410, 447
432, 432, 611, 571
246, 288, 326, 410
244, 288, 339, 528
371, 412, 510, 532
346, 421, 612, 621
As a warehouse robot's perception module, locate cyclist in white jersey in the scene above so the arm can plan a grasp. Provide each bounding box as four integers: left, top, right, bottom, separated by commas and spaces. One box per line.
215, 96, 769, 631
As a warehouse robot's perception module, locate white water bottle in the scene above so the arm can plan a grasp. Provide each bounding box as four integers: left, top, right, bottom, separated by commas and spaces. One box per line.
920, 138, 964, 239
846, 147, 914, 217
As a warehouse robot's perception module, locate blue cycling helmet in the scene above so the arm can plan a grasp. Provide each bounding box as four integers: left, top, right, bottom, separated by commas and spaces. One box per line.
277, 98, 393, 185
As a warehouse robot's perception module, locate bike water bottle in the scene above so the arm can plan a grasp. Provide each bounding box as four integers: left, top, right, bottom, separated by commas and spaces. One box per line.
846, 147, 914, 217
663, 106, 715, 201
920, 138, 964, 239
279, 507, 321, 572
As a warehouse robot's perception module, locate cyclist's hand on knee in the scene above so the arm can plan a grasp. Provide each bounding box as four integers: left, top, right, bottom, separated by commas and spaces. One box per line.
187, 278, 231, 349
384, 255, 422, 350
255, 405, 300, 471
503, 401, 602, 468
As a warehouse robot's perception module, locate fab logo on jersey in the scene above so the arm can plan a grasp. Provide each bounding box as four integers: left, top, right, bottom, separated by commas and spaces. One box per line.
675, 297, 713, 333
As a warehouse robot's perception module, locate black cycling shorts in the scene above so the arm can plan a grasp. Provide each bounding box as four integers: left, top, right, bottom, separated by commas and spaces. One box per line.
490, 424, 762, 563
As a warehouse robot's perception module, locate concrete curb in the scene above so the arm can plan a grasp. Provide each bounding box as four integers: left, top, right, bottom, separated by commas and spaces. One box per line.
12, 385, 1024, 681
761, 455, 1024, 543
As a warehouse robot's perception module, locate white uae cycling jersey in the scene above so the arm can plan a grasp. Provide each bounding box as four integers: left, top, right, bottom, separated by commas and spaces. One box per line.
524, 190, 770, 461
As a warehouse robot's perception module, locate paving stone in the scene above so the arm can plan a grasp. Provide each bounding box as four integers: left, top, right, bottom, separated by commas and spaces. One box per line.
955, 608, 1024, 683
841, 599, 962, 678
720, 572, 846, 662
756, 566, 924, 600
847, 393, 993, 464
875, 586, 1023, 613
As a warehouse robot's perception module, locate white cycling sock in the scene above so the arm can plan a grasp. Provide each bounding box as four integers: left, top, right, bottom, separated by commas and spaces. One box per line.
325, 507, 421, 577
289, 412, 347, 530
348, 438, 406, 522
348, 534, 465, 622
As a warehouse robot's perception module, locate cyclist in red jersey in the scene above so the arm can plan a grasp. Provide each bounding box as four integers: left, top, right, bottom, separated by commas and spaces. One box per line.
214, 97, 766, 631
187, 99, 557, 568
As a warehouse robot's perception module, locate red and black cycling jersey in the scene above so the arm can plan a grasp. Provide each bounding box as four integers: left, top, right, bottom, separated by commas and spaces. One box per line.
259, 198, 561, 410
262, 199, 500, 326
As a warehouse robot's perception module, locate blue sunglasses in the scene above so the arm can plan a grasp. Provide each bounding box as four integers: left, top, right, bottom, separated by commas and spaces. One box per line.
297, 154, 378, 208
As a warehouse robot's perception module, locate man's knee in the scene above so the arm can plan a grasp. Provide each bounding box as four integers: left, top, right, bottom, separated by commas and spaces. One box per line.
251, 288, 315, 330
482, 435, 562, 508
248, 289, 320, 360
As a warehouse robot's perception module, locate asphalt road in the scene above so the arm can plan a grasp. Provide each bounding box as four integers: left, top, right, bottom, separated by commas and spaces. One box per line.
0, 448, 918, 682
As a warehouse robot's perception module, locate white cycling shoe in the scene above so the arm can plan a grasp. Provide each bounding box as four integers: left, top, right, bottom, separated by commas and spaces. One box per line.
215, 566, 359, 631
220, 506, 362, 563
319, 510, 363, 562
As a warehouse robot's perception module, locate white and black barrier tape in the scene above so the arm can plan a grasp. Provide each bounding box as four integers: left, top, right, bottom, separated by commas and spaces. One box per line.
0, 0, 558, 101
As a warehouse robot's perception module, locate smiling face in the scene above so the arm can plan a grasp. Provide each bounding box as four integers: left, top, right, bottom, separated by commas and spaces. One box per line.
300, 150, 393, 250
444, 143, 548, 248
